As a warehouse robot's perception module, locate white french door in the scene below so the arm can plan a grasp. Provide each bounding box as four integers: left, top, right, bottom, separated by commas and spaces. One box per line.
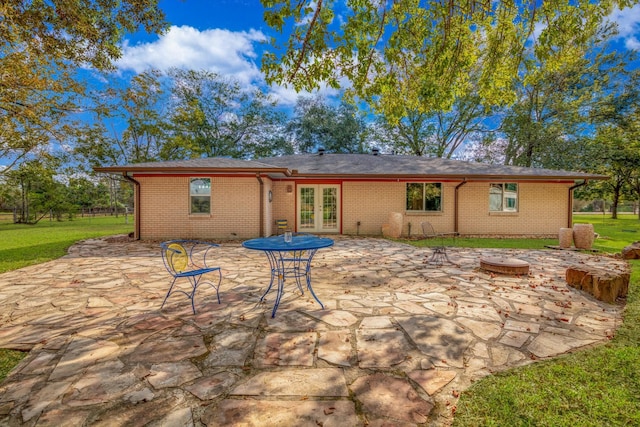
297, 185, 340, 233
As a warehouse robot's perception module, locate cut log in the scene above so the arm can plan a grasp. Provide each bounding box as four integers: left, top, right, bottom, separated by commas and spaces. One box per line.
565, 266, 629, 303
621, 241, 640, 259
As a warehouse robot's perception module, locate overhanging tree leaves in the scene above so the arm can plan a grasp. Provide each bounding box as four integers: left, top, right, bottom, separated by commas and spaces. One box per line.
0, 0, 168, 174
261, 0, 629, 122
500, 24, 635, 168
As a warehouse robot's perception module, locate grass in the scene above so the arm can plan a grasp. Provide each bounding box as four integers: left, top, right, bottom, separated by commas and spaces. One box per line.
409, 214, 640, 254
0, 349, 28, 383
0, 214, 133, 274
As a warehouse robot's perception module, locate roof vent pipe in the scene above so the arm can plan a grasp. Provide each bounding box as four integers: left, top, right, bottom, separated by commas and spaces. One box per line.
372, 147, 380, 156
318, 147, 325, 155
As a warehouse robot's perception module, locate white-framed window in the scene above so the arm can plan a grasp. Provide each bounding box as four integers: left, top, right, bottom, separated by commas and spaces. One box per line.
489, 183, 518, 212
190, 177, 211, 214
406, 183, 442, 212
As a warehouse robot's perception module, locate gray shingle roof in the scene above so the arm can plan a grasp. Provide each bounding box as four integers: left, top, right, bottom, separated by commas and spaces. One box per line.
257, 154, 605, 180
95, 153, 606, 180
94, 157, 288, 173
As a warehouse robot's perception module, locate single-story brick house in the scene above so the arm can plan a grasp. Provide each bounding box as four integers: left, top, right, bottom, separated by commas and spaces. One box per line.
95, 152, 606, 240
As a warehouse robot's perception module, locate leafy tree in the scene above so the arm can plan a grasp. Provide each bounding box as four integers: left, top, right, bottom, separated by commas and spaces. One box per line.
75, 70, 170, 170
166, 69, 291, 159
585, 128, 640, 219
377, 92, 492, 158
66, 177, 100, 213
0, 0, 168, 174
261, 0, 628, 122
460, 19, 636, 172
500, 34, 634, 168
375, 110, 434, 157
287, 97, 368, 153
2, 159, 67, 223
586, 78, 640, 219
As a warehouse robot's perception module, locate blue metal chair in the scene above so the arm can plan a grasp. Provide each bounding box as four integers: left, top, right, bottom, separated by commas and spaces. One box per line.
160, 240, 222, 314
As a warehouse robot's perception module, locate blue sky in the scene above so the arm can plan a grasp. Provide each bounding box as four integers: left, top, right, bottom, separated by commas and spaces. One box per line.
115, 0, 334, 105
113, 1, 640, 107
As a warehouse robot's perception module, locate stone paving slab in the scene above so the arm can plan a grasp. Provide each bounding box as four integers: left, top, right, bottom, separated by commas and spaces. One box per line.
0, 236, 628, 426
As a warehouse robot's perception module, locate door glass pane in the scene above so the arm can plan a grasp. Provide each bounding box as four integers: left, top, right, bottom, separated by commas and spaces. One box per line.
322, 188, 337, 229
300, 187, 315, 229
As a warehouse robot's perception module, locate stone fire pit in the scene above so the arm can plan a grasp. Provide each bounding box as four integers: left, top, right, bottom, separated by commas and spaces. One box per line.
480, 257, 530, 275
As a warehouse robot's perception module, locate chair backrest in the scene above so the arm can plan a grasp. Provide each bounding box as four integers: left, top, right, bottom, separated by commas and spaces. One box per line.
160, 240, 220, 275
421, 221, 437, 238
161, 241, 188, 275
276, 219, 288, 234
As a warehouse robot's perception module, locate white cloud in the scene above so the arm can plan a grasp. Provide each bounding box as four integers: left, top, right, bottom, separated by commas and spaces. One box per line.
608, 4, 640, 49
626, 37, 640, 50
268, 82, 342, 106
115, 25, 348, 107
116, 26, 266, 88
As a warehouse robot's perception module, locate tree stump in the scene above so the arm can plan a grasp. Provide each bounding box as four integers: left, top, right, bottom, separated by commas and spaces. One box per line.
621, 241, 640, 259
565, 266, 629, 303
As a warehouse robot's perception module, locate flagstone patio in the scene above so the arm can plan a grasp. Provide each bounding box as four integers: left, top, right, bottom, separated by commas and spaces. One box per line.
0, 236, 628, 426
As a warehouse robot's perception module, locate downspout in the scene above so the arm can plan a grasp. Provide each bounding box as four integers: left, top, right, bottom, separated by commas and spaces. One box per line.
256, 173, 265, 237
568, 180, 588, 228
122, 173, 141, 240
454, 179, 468, 234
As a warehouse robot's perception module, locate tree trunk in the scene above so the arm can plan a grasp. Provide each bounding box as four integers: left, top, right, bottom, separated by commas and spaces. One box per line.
611, 191, 620, 219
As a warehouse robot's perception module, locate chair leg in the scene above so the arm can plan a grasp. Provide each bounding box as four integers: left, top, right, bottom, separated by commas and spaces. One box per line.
215, 269, 222, 304
188, 275, 200, 315
161, 277, 178, 310
203, 269, 223, 304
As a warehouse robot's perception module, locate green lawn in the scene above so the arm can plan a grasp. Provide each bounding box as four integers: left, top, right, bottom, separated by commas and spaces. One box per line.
410, 213, 640, 254
0, 215, 133, 274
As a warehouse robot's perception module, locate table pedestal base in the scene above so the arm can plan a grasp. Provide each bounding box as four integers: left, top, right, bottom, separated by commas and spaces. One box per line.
260, 249, 324, 318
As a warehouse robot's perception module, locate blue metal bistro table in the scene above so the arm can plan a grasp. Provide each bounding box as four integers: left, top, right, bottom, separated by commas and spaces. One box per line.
242, 234, 334, 318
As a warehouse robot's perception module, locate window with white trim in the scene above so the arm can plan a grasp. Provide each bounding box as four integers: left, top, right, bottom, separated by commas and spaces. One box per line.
406, 183, 442, 212
190, 178, 211, 214
489, 183, 518, 212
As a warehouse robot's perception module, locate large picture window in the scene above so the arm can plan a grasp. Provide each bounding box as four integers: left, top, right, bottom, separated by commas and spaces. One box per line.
406, 183, 442, 212
489, 183, 518, 212
190, 178, 211, 214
